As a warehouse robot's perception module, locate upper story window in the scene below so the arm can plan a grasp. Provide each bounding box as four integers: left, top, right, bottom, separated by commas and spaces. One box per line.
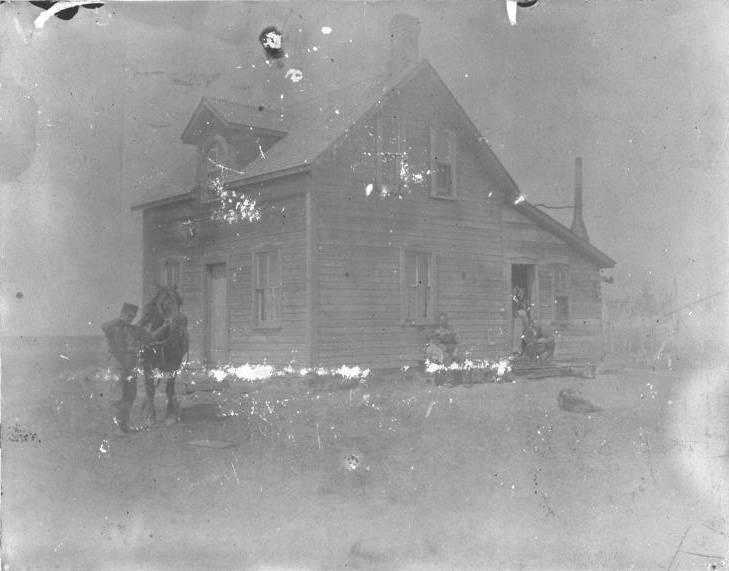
430, 127, 456, 198
376, 116, 404, 195
202, 135, 230, 199
161, 258, 181, 287
254, 249, 282, 328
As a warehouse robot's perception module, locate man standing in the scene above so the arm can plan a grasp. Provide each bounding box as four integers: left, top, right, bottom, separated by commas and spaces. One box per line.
512, 286, 530, 355
102, 303, 153, 433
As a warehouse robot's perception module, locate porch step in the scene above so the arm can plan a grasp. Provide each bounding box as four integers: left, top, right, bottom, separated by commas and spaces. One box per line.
511, 358, 596, 380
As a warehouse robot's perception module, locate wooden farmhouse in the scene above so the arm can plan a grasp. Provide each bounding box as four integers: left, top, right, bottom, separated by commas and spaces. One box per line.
133, 15, 615, 370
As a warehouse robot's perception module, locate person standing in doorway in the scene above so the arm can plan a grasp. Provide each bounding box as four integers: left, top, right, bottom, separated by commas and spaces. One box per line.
512, 286, 530, 355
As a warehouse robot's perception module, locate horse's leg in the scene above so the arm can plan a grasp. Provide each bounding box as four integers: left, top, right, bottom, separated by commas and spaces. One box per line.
116, 370, 136, 433
164, 372, 179, 424
141, 363, 157, 424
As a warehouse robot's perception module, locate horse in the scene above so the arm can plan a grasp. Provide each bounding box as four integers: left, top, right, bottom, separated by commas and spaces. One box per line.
137, 284, 189, 424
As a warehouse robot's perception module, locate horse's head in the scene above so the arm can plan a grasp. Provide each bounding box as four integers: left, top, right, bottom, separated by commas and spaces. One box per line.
140, 284, 183, 330
154, 284, 182, 317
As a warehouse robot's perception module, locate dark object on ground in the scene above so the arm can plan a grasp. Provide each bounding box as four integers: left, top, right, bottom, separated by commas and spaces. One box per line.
188, 439, 236, 449
183, 377, 231, 393
512, 358, 595, 380
179, 403, 223, 423
347, 540, 388, 566
558, 388, 602, 414
428, 367, 511, 387
307, 374, 364, 392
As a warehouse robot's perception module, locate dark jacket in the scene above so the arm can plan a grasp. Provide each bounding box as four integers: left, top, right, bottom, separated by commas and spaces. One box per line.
102, 318, 153, 370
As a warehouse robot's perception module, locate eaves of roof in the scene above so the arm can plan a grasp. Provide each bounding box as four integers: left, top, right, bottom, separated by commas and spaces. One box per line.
146, 60, 615, 269
181, 96, 289, 144
131, 192, 195, 212
515, 202, 616, 268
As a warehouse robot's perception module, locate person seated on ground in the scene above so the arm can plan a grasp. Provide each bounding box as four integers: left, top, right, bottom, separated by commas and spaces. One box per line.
426, 313, 469, 386
521, 319, 555, 361
427, 312, 459, 366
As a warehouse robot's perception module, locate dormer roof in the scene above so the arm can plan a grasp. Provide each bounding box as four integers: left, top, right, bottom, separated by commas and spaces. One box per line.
180, 96, 289, 145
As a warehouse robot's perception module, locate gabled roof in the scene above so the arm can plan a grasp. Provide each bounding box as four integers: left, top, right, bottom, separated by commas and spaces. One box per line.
219, 69, 416, 184
141, 59, 614, 268
181, 96, 289, 144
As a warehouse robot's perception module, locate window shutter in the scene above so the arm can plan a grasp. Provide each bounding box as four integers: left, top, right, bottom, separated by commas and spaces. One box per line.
448, 130, 457, 197
430, 127, 455, 197
431, 254, 438, 320
429, 126, 437, 196
537, 266, 553, 322
400, 250, 408, 323
546, 264, 570, 322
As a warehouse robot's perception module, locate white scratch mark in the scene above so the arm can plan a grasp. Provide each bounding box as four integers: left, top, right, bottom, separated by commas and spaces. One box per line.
285, 68, 303, 83
426, 401, 436, 418
315, 421, 322, 450
506, 0, 518, 25
230, 461, 240, 485
13, 17, 32, 44
34, 1, 89, 29
59, 354, 70, 361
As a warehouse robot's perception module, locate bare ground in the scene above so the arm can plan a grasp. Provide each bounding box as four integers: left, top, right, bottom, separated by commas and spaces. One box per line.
2, 352, 728, 570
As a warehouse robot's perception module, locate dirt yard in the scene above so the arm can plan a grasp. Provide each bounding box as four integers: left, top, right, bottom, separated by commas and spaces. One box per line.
2, 346, 728, 570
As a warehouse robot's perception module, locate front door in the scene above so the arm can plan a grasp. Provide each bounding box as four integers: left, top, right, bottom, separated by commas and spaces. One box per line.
511, 264, 536, 350
205, 263, 228, 365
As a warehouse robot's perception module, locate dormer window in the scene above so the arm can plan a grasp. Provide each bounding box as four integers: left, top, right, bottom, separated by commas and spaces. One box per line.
430, 127, 456, 198
202, 135, 230, 198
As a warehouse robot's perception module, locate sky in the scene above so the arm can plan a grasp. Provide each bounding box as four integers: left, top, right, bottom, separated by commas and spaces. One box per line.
1, 0, 728, 336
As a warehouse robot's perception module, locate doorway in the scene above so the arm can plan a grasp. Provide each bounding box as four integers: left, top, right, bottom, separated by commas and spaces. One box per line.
204, 262, 228, 365
511, 264, 536, 348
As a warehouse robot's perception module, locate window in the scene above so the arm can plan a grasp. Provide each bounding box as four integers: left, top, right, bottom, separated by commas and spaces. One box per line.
430, 127, 456, 198
376, 116, 404, 194
254, 249, 281, 327
161, 259, 181, 287
203, 136, 229, 198
553, 266, 570, 322
402, 250, 436, 323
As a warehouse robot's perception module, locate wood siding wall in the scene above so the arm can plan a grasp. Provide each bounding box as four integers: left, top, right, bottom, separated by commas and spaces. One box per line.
142, 68, 609, 371
502, 207, 605, 360
142, 174, 310, 367
312, 71, 509, 369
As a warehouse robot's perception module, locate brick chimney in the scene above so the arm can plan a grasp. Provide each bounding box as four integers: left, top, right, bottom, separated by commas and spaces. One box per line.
386, 14, 421, 77
571, 157, 590, 241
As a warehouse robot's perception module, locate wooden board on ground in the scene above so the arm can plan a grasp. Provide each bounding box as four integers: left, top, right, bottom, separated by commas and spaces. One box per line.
511, 359, 596, 380
188, 439, 237, 449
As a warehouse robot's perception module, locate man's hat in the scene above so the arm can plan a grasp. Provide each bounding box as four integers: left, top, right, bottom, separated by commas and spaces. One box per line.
121, 302, 138, 315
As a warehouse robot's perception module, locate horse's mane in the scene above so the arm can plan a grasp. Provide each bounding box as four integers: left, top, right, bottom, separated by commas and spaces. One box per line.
138, 285, 188, 371
138, 285, 183, 329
